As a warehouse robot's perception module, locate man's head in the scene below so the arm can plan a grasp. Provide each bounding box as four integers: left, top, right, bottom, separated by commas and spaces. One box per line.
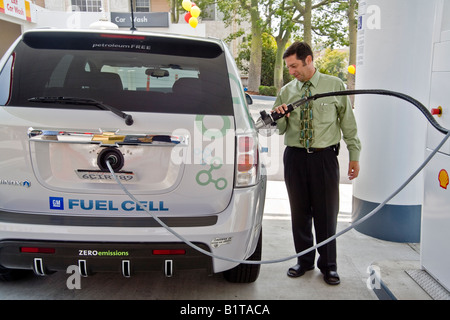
283, 41, 315, 82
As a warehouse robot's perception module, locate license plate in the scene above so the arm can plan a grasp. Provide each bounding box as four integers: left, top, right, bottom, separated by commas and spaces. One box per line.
76, 170, 135, 182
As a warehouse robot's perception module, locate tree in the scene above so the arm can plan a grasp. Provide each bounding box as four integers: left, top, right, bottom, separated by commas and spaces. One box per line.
247, 0, 263, 92
168, 0, 180, 23
309, 0, 350, 48
315, 48, 349, 81
267, 0, 301, 90
268, 0, 348, 91
214, 0, 263, 93
235, 32, 289, 87
347, 0, 358, 95
179, 0, 355, 93
291, 0, 345, 47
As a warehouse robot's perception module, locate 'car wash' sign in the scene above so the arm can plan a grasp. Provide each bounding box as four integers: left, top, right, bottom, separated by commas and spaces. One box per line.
111, 12, 169, 28
0, 0, 35, 22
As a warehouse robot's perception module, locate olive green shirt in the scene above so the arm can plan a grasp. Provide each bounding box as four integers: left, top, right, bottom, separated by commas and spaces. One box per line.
273, 70, 362, 161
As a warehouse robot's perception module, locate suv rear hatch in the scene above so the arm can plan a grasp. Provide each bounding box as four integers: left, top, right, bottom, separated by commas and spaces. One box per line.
0, 30, 238, 218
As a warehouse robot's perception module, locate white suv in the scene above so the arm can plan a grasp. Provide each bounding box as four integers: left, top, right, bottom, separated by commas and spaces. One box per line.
0, 29, 266, 283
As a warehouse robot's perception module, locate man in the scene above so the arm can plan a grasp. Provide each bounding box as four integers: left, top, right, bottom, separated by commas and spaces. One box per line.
273, 42, 361, 285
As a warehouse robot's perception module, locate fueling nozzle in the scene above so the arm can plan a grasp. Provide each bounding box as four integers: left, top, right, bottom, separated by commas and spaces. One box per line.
254, 110, 277, 130
255, 97, 308, 130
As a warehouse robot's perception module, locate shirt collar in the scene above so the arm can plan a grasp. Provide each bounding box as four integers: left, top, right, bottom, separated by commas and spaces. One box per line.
300, 69, 320, 88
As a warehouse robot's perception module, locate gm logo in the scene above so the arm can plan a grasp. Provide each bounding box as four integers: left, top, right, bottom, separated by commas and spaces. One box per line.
49, 197, 64, 210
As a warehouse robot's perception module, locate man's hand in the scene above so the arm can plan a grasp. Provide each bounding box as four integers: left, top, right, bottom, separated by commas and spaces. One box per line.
273, 104, 291, 118
348, 161, 360, 180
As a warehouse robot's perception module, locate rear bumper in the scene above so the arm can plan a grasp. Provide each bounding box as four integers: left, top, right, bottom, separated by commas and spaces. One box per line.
0, 177, 266, 274
0, 240, 212, 277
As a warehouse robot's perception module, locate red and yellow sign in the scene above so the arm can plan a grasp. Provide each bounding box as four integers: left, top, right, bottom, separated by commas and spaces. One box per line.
439, 169, 449, 190
0, 0, 33, 22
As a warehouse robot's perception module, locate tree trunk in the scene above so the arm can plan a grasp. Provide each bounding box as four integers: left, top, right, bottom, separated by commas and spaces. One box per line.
274, 33, 290, 91
347, 0, 357, 105
247, 0, 262, 92
170, 0, 179, 23
303, 0, 312, 45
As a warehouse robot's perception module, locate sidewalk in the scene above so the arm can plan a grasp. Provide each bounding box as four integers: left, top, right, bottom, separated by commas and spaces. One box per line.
264, 180, 443, 300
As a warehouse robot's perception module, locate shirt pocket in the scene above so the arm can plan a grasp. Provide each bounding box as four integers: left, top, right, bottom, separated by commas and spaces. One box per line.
315, 101, 337, 124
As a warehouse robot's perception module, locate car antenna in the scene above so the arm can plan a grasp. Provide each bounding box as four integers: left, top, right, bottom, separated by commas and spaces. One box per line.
130, 0, 137, 31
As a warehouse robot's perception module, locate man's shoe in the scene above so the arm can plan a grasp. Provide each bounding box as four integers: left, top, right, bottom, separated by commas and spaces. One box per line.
287, 264, 314, 278
322, 270, 340, 285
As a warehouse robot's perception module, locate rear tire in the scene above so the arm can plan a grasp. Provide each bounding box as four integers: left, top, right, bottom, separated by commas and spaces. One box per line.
0, 266, 31, 281
223, 231, 262, 283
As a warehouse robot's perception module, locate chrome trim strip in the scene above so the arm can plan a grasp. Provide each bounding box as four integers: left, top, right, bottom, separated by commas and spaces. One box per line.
27, 128, 189, 147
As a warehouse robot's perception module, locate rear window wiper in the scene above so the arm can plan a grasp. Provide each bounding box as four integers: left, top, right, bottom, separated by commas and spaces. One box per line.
28, 97, 134, 126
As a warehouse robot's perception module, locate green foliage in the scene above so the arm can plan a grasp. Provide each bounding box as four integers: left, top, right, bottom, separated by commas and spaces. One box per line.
258, 85, 278, 96
196, 0, 354, 90
236, 33, 291, 88
260, 35, 277, 87
312, 1, 350, 48
315, 48, 349, 82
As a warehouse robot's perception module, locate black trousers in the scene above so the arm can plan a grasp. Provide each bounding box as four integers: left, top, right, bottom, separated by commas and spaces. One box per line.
284, 146, 340, 272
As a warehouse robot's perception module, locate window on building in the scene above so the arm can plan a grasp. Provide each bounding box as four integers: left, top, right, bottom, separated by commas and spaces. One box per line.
71, 0, 102, 12
135, 0, 150, 12
202, 4, 217, 21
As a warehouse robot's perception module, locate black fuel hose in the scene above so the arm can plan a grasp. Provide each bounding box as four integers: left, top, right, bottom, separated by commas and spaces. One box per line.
259, 89, 449, 135
310, 89, 448, 134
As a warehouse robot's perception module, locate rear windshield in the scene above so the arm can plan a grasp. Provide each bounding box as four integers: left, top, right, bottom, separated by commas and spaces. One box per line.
5, 31, 233, 116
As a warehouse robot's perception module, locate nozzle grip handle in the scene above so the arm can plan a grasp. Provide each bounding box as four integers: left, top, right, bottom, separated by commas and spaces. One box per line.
270, 103, 295, 121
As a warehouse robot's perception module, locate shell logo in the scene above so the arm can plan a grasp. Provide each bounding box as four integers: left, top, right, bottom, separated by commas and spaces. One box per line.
438, 169, 449, 190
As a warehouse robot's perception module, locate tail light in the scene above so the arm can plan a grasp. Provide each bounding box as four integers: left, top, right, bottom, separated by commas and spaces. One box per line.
235, 134, 259, 187
152, 249, 186, 255
20, 247, 55, 254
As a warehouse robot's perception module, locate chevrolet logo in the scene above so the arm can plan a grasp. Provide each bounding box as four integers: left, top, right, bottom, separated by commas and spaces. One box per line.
92, 132, 126, 143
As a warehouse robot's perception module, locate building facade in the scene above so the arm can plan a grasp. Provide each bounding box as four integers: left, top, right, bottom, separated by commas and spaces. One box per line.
34, 0, 170, 13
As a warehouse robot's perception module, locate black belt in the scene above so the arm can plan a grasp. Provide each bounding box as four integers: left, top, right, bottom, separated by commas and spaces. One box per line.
298, 143, 340, 154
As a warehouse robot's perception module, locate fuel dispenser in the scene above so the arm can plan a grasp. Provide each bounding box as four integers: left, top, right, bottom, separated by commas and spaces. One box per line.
421, 0, 450, 292
352, 0, 437, 243
353, 0, 450, 291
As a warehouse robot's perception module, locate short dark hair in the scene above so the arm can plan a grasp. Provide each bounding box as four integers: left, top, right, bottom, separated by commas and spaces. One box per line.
283, 41, 314, 64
